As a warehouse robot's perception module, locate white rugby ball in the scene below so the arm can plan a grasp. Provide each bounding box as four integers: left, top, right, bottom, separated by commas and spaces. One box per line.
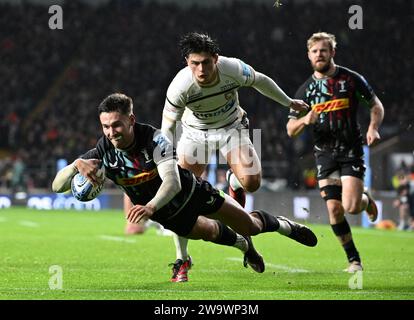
71, 167, 105, 202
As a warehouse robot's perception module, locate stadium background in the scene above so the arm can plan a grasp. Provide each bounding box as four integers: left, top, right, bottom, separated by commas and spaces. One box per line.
0, 0, 412, 226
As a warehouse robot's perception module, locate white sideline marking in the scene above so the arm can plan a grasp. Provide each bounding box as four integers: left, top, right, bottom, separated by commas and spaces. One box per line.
99, 235, 136, 244
266, 263, 310, 273
352, 229, 414, 238
226, 257, 310, 273
19, 220, 39, 228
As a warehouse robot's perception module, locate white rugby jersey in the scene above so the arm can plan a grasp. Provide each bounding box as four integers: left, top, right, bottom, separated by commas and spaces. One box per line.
163, 56, 256, 130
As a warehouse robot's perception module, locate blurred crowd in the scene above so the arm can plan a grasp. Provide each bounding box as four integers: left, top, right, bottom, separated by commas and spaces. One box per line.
0, 0, 412, 190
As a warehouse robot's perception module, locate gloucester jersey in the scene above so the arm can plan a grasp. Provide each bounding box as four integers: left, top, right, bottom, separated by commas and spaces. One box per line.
289, 66, 375, 156
163, 56, 255, 130
80, 122, 197, 217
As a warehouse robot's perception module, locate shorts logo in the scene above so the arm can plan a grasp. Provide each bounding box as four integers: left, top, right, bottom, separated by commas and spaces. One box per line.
206, 196, 215, 205
352, 165, 361, 172
312, 98, 349, 113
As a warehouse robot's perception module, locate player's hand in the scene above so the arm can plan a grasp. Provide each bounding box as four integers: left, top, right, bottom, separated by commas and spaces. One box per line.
289, 99, 310, 112
127, 204, 155, 224
74, 158, 102, 187
303, 109, 318, 125
366, 126, 381, 146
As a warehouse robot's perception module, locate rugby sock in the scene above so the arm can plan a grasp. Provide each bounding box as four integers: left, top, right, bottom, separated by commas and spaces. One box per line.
343, 239, 361, 263
331, 219, 361, 263
251, 210, 281, 233
173, 234, 189, 261
212, 221, 242, 247
331, 219, 351, 238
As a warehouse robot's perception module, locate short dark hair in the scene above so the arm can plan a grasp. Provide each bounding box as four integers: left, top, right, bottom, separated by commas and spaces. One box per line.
179, 32, 220, 58
98, 93, 133, 115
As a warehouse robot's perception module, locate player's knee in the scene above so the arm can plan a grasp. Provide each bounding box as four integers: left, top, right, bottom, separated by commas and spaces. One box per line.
193, 217, 219, 241
242, 175, 261, 193
343, 200, 361, 215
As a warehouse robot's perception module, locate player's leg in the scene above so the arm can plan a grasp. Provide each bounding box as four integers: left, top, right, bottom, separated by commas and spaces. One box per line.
341, 176, 367, 214
224, 141, 261, 207
124, 194, 146, 235
169, 233, 192, 282
186, 214, 265, 273
319, 178, 362, 272
177, 125, 211, 177
169, 135, 209, 282
341, 159, 378, 222
185, 194, 317, 272
397, 200, 409, 230
168, 162, 206, 282
208, 193, 318, 247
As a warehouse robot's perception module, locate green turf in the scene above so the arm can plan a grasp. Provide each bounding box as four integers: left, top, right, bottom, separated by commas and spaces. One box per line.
0, 207, 413, 300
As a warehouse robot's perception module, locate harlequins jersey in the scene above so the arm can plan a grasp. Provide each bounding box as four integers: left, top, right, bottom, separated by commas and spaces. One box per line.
80, 122, 196, 216
289, 66, 375, 155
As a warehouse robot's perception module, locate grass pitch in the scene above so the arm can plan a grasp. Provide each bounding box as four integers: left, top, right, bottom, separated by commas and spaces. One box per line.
0, 207, 413, 300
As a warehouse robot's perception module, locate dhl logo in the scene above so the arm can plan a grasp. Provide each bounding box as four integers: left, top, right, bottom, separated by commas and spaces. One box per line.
117, 168, 158, 186
312, 98, 349, 113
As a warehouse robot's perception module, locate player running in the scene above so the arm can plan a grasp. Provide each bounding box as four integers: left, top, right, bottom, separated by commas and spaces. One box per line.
287, 32, 384, 273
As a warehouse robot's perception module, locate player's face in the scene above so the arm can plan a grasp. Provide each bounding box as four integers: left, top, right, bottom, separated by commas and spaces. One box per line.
186, 52, 218, 85
308, 40, 335, 73
100, 111, 135, 149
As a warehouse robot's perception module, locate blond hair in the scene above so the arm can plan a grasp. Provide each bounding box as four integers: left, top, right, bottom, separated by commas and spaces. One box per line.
307, 32, 337, 51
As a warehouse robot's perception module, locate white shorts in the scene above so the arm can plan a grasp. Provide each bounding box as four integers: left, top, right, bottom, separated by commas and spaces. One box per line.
177, 118, 253, 165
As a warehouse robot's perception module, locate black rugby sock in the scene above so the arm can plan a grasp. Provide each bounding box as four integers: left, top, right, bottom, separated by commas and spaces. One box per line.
211, 221, 237, 246
331, 219, 360, 263
251, 210, 280, 233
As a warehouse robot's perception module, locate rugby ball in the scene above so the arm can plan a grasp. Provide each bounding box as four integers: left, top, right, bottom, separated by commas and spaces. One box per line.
71, 167, 105, 202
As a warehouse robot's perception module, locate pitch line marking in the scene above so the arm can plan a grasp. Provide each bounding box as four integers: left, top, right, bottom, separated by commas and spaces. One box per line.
352, 229, 414, 238
226, 257, 310, 273
99, 235, 136, 243
19, 220, 39, 228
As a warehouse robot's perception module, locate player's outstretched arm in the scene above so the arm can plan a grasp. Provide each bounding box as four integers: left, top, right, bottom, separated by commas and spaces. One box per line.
51, 158, 102, 193
51, 161, 78, 193
251, 72, 293, 107
252, 72, 309, 112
